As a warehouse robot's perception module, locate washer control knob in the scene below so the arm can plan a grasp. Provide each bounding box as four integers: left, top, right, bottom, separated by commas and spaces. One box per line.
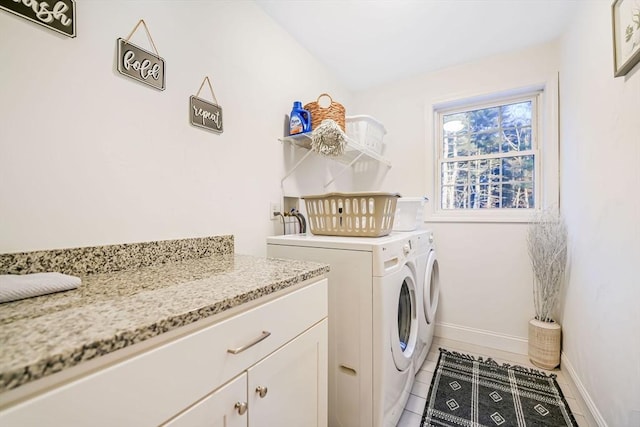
403, 244, 411, 255
429, 233, 434, 243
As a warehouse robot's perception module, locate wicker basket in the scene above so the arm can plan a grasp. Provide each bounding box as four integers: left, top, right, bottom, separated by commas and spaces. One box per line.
302, 192, 400, 237
304, 93, 346, 132
528, 318, 561, 369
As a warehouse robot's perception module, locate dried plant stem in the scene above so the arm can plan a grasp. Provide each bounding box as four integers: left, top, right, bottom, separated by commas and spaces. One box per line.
527, 209, 567, 322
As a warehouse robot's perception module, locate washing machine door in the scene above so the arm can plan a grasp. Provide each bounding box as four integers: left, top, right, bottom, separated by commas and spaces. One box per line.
391, 264, 419, 371
423, 249, 440, 324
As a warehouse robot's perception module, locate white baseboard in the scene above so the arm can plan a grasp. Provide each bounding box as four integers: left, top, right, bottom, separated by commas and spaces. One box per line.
435, 322, 528, 355
561, 352, 607, 427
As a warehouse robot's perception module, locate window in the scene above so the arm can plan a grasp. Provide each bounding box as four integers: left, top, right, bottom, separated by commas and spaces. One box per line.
433, 92, 544, 220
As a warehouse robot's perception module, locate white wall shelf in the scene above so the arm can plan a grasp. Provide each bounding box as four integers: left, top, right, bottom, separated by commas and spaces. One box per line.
279, 133, 392, 188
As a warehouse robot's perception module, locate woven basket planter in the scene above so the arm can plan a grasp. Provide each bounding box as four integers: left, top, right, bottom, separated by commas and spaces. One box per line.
304, 93, 346, 132
528, 318, 561, 369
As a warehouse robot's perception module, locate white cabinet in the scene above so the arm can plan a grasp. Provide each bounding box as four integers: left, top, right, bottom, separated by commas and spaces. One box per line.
248, 320, 327, 427
0, 278, 328, 427
280, 133, 392, 188
166, 319, 327, 427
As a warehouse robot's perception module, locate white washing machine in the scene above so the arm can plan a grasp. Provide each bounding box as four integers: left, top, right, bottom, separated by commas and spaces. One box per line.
411, 231, 440, 370
267, 231, 425, 427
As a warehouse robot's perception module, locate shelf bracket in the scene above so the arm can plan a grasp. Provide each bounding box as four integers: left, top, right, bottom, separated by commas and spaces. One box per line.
279, 133, 392, 189
281, 148, 314, 186
323, 152, 365, 188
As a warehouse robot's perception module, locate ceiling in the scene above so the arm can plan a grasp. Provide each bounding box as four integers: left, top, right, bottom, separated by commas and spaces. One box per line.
255, 0, 580, 91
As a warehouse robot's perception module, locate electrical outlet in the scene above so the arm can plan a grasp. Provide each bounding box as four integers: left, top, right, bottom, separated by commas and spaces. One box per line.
270, 202, 281, 220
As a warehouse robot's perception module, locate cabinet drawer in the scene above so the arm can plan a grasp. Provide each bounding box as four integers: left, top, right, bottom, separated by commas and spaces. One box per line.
0, 278, 328, 426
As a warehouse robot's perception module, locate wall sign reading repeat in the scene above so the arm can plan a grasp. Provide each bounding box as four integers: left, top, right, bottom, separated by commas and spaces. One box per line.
190, 76, 223, 134
190, 96, 223, 134
0, 0, 76, 37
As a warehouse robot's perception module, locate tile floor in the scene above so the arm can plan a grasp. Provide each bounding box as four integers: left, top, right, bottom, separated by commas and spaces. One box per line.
397, 336, 590, 427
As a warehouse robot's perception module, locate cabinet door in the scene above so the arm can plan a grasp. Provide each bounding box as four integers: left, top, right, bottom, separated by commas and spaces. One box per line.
248, 320, 328, 427
163, 373, 247, 427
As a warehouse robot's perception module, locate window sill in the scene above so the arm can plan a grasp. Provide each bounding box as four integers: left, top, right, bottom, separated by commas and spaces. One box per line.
426, 209, 537, 224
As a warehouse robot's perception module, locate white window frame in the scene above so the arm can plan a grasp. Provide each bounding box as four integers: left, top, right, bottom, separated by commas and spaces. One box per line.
427, 80, 559, 223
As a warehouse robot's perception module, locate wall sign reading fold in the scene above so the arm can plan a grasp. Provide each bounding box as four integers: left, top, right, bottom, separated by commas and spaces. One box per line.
0, 0, 76, 38
117, 38, 165, 90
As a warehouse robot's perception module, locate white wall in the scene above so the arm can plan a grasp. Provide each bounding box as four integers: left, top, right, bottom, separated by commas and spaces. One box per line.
559, 2, 640, 426
4, 2, 638, 423
0, 0, 352, 256
352, 42, 561, 351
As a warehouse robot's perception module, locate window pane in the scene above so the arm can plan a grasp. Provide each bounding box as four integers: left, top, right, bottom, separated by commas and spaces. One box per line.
441, 184, 474, 209
502, 127, 532, 152
441, 163, 456, 185
441, 155, 534, 209
454, 161, 469, 184
501, 101, 532, 128
441, 185, 454, 209
443, 135, 475, 157
454, 185, 468, 208
502, 155, 534, 182
454, 162, 471, 185
443, 113, 467, 136
442, 161, 473, 185
469, 107, 499, 132
473, 131, 501, 154
469, 159, 488, 184
468, 183, 503, 208
489, 158, 502, 182
502, 183, 534, 208
443, 136, 455, 158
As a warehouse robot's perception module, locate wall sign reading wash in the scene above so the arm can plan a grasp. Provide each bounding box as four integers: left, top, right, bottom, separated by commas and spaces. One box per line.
117, 38, 165, 90
0, 0, 76, 38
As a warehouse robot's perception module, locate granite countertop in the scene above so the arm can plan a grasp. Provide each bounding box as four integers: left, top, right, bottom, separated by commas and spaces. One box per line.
0, 237, 329, 395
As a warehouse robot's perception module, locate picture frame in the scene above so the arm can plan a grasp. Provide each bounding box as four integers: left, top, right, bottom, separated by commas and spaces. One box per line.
612, 0, 640, 77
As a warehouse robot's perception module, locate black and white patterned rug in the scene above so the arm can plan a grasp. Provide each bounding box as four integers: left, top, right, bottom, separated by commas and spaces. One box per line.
421, 348, 578, 427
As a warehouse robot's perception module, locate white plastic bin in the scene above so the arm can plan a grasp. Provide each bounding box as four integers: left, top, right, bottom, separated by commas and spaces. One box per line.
392, 197, 427, 231
345, 115, 387, 154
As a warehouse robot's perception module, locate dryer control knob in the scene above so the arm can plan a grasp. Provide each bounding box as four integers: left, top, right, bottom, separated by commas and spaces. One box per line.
403, 244, 411, 255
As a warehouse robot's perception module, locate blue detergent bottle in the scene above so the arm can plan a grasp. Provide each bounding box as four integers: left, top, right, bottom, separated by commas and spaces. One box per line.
289, 101, 311, 135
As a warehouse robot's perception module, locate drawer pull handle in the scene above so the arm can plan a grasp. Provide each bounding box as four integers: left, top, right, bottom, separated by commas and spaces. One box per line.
256, 385, 268, 398
227, 331, 271, 354
234, 401, 248, 415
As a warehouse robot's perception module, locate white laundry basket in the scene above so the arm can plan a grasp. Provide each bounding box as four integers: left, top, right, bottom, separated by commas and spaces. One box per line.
392, 197, 428, 231
345, 115, 387, 154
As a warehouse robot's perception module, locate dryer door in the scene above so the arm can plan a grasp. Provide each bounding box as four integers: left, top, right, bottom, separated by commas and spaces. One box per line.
423, 249, 440, 324
391, 265, 419, 371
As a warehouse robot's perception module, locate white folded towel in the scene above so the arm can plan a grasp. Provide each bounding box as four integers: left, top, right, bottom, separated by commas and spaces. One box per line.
0, 272, 81, 303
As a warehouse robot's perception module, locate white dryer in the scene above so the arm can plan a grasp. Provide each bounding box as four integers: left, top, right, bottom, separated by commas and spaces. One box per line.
266, 231, 424, 427
411, 230, 440, 369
